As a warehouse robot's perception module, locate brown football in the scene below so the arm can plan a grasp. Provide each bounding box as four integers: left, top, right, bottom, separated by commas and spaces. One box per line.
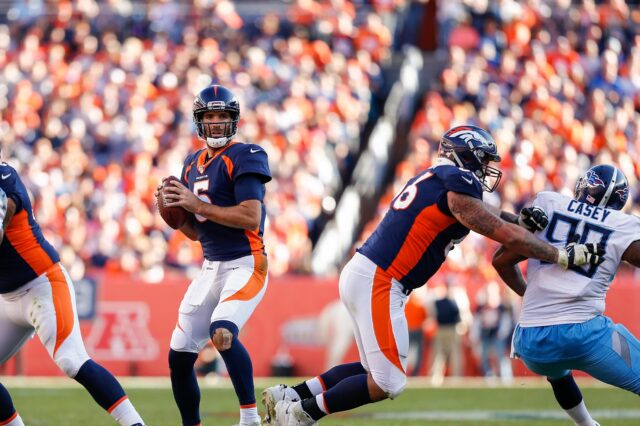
157, 176, 189, 229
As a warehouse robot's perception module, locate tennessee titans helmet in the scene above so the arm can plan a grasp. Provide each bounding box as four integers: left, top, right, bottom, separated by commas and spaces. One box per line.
575, 164, 629, 210
439, 125, 502, 192
193, 85, 240, 148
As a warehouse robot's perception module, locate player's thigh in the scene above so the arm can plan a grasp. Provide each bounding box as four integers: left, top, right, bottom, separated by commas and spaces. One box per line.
211, 254, 268, 331
339, 254, 408, 391
520, 358, 571, 380
581, 321, 640, 394
0, 301, 33, 364
29, 264, 90, 372
170, 264, 221, 352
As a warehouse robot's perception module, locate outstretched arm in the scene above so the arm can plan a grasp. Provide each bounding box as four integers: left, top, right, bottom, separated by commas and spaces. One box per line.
492, 246, 528, 297
448, 191, 559, 263
484, 204, 519, 225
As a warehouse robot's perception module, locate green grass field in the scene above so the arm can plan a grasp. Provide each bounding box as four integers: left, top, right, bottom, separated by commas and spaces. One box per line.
4, 378, 639, 425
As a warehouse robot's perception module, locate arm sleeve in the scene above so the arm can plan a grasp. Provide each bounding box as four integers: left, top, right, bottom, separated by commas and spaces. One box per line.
440, 169, 483, 199
180, 152, 196, 186
234, 174, 265, 203
234, 147, 272, 183
0, 169, 22, 212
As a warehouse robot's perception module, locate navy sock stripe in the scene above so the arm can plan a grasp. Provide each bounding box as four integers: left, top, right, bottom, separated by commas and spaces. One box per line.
0, 383, 17, 421
210, 320, 256, 406
548, 374, 583, 409
169, 349, 201, 426
322, 374, 372, 415
73, 359, 126, 411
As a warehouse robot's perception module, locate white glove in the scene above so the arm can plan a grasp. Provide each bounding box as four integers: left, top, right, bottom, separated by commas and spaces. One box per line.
557, 234, 605, 269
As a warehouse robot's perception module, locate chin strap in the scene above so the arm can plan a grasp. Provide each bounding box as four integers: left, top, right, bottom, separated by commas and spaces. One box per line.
205, 136, 231, 148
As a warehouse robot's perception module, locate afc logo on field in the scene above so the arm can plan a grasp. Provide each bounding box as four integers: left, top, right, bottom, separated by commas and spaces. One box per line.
85, 302, 159, 361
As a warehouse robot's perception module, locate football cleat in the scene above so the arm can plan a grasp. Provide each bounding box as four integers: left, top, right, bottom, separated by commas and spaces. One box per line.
262, 384, 300, 424
232, 421, 262, 426
273, 400, 316, 426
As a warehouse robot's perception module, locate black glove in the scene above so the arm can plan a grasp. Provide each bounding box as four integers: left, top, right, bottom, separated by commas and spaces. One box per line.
557, 234, 606, 269
518, 206, 549, 232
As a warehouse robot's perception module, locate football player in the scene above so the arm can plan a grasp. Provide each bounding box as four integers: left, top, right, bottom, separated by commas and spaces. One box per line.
157, 85, 271, 426
0, 161, 145, 425
493, 164, 640, 426
261, 125, 605, 426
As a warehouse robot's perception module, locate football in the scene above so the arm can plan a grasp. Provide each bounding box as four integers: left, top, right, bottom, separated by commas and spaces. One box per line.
157, 176, 189, 229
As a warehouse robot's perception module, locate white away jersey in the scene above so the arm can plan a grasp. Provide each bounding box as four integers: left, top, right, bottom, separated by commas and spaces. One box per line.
520, 191, 640, 327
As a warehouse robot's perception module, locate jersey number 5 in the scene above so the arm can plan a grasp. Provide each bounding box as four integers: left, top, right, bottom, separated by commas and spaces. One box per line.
193, 179, 211, 223
392, 172, 433, 210
545, 212, 613, 278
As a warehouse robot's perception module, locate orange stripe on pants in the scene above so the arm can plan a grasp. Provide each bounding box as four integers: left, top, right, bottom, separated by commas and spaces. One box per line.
47, 264, 75, 357
222, 254, 267, 302
371, 267, 405, 373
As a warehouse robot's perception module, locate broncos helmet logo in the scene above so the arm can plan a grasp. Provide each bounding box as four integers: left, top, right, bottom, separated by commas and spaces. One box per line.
449, 128, 496, 151
584, 170, 606, 188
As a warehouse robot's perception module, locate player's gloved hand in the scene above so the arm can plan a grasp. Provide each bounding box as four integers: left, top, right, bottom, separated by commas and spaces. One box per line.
518, 206, 548, 232
557, 234, 605, 269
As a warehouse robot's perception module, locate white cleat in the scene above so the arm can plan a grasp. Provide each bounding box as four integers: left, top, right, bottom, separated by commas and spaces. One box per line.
262, 384, 300, 424
273, 400, 316, 426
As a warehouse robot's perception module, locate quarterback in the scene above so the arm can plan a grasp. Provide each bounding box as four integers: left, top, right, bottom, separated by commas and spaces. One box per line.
157, 85, 271, 426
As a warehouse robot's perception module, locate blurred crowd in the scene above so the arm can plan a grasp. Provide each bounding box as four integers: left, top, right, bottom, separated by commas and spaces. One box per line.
2, 0, 639, 285
0, 0, 395, 281
360, 0, 640, 292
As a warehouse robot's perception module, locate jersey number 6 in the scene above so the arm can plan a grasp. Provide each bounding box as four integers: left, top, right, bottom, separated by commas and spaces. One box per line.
392, 172, 433, 210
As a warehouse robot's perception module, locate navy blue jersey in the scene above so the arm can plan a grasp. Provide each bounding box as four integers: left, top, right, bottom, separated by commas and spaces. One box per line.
181, 142, 271, 261
358, 164, 483, 291
0, 163, 60, 293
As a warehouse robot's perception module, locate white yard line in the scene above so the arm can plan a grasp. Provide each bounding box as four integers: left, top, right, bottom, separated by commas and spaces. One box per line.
371, 410, 640, 421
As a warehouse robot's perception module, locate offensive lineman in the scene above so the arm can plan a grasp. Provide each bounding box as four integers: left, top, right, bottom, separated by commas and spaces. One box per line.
0, 155, 145, 426
262, 125, 605, 425
493, 164, 640, 426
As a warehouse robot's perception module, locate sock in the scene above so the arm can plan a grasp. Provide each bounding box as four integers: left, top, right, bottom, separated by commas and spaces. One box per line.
109, 397, 145, 426
302, 374, 372, 421
294, 362, 367, 399
0, 383, 15, 421
73, 360, 131, 410
0, 413, 24, 426
0, 384, 24, 426
239, 404, 260, 424
210, 321, 256, 407
169, 349, 201, 426
548, 374, 594, 425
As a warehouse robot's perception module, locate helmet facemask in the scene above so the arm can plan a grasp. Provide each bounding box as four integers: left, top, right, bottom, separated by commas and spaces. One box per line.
440, 142, 502, 192
194, 111, 239, 148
